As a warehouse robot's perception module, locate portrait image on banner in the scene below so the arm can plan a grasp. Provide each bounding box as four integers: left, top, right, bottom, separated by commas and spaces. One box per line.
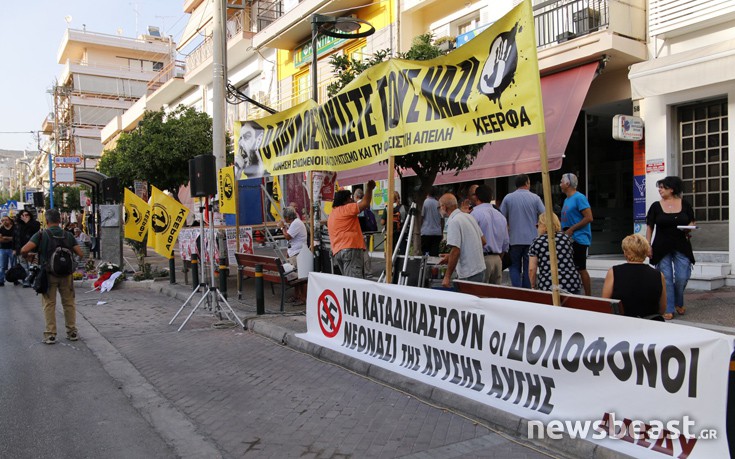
218, 165, 236, 214
123, 188, 151, 242
148, 186, 190, 259
234, 120, 269, 180
240, 0, 544, 177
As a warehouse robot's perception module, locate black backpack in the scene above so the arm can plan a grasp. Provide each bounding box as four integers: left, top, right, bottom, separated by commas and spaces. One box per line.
44, 230, 74, 276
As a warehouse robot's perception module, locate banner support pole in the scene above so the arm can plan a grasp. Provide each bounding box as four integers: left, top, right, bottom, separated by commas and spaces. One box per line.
386, 157, 394, 283
538, 133, 561, 306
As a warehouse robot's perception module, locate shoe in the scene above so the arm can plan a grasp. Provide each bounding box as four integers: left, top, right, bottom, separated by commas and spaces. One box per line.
22, 283, 30, 288
43, 336, 56, 345
67, 331, 79, 341
675, 306, 686, 315
663, 313, 674, 321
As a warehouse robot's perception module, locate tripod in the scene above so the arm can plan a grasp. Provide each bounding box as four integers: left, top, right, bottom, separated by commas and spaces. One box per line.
169, 198, 245, 332
378, 203, 419, 285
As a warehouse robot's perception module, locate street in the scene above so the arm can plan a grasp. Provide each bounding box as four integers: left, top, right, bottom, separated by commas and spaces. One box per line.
0, 281, 554, 458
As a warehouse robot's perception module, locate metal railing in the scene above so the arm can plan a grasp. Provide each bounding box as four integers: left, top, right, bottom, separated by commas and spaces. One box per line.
147, 60, 186, 93
186, 8, 262, 73
534, 0, 609, 48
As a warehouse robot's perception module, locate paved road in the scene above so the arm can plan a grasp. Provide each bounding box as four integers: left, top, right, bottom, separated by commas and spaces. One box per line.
0, 283, 175, 458
77, 285, 553, 458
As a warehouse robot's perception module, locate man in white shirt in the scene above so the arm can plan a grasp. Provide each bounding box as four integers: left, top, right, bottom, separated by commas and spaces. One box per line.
278, 206, 307, 267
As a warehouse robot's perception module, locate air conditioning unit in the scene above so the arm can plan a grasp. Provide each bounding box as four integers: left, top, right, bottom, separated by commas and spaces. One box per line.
573, 8, 600, 35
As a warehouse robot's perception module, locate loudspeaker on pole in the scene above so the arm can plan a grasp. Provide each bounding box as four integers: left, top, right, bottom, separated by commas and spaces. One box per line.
189, 155, 217, 198
102, 177, 120, 203
33, 192, 45, 208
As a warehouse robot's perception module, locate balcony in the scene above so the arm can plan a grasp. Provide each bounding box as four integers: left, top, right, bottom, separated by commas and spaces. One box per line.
184, 9, 257, 84
533, 0, 647, 74
58, 28, 171, 64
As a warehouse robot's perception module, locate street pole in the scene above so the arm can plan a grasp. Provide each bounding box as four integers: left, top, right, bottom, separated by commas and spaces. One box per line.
212, 0, 226, 171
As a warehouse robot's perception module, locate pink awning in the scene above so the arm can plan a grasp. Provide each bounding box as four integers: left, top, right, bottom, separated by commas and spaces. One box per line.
338, 62, 599, 187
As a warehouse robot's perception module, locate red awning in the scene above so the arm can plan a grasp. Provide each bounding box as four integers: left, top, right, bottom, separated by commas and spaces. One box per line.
338, 61, 599, 187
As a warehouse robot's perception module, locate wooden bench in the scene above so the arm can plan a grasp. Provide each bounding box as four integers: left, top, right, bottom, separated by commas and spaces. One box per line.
453, 281, 623, 315
235, 253, 307, 311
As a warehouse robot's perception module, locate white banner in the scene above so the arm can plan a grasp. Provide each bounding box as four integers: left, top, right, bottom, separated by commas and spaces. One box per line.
300, 274, 733, 458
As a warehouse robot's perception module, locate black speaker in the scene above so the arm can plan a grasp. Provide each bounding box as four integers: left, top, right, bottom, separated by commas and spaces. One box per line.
102, 177, 120, 203
33, 192, 45, 208
189, 155, 217, 198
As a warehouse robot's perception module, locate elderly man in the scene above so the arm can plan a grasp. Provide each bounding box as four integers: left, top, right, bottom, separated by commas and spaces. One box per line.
327, 180, 376, 278
560, 172, 594, 295
438, 193, 486, 288
471, 185, 509, 284
278, 206, 308, 267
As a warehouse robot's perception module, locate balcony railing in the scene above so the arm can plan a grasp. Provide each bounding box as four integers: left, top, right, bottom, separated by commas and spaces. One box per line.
534, 0, 609, 48
185, 8, 260, 73
147, 60, 186, 94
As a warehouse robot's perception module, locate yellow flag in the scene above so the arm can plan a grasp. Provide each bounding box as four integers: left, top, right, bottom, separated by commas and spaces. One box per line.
219, 165, 236, 214
123, 188, 151, 242
270, 175, 282, 221
148, 186, 190, 259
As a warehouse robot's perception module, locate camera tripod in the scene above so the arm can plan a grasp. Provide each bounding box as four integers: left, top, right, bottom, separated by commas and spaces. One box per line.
378, 203, 421, 286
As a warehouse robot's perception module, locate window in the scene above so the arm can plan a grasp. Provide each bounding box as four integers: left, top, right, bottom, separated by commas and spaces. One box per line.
679, 99, 728, 222
153, 61, 164, 71
293, 71, 309, 105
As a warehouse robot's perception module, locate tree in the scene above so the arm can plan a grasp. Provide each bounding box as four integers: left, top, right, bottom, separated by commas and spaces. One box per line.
99, 106, 228, 201
328, 34, 485, 251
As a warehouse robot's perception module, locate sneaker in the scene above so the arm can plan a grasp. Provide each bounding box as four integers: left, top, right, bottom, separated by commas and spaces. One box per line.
67, 331, 79, 341
43, 336, 56, 345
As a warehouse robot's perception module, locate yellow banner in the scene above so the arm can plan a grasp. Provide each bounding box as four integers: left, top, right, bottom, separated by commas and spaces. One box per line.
148, 186, 190, 259
270, 175, 282, 221
123, 188, 151, 242
218, 165, 236, 214
239, 0, 542, 177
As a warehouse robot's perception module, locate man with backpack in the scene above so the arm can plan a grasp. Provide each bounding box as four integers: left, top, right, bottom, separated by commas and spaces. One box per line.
21, 209, 84, 345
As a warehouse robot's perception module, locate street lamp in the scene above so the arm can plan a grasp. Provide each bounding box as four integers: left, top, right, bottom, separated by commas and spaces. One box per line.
310, 14, 375, 103
309, 14, 375, 272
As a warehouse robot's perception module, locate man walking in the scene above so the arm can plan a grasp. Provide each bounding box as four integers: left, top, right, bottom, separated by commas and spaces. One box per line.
438, 193, 486, 288
560, 173, 593, 295
499, 174, 545, 288
327, 180, 376, 278
420, 187, 443, 256
21, 209, 84, 344
471, 185, 509, 284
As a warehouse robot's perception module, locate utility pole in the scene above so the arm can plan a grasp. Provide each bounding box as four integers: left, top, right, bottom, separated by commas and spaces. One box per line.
212, 0, 227, 171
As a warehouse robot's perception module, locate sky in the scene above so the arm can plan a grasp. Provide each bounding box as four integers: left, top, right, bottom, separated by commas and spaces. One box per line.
0, 1, 191, 152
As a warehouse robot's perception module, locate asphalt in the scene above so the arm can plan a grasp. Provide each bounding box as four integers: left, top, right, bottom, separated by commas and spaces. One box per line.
52, 245, 732, 458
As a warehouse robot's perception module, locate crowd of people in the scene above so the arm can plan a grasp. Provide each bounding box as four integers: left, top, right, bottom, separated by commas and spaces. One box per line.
318, 173, 694, 322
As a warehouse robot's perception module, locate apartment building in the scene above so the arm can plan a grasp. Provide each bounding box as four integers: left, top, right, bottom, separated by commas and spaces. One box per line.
629, 0, 735, 266
53, 26, 174, 171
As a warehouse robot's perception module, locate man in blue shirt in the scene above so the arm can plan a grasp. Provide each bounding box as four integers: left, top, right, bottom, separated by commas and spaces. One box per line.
560, 173, 594, 296
499, 174, 545, 288
471, 185, 509, 284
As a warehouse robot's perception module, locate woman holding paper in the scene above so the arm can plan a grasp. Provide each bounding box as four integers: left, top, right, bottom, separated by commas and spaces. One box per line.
646, 176, 695, 320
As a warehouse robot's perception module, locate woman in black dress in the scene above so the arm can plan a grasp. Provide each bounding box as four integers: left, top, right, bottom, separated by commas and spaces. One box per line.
646, 176, 695, 320
602, 234, 666, 319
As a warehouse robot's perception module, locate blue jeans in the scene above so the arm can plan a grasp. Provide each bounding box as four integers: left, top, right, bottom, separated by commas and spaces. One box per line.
509, 245, 531, 288
657, 251, 692, 314
0, 248, 13, 283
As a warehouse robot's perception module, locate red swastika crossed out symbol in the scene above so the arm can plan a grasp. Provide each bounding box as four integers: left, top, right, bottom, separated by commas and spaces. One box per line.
317, 289, 341, 338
